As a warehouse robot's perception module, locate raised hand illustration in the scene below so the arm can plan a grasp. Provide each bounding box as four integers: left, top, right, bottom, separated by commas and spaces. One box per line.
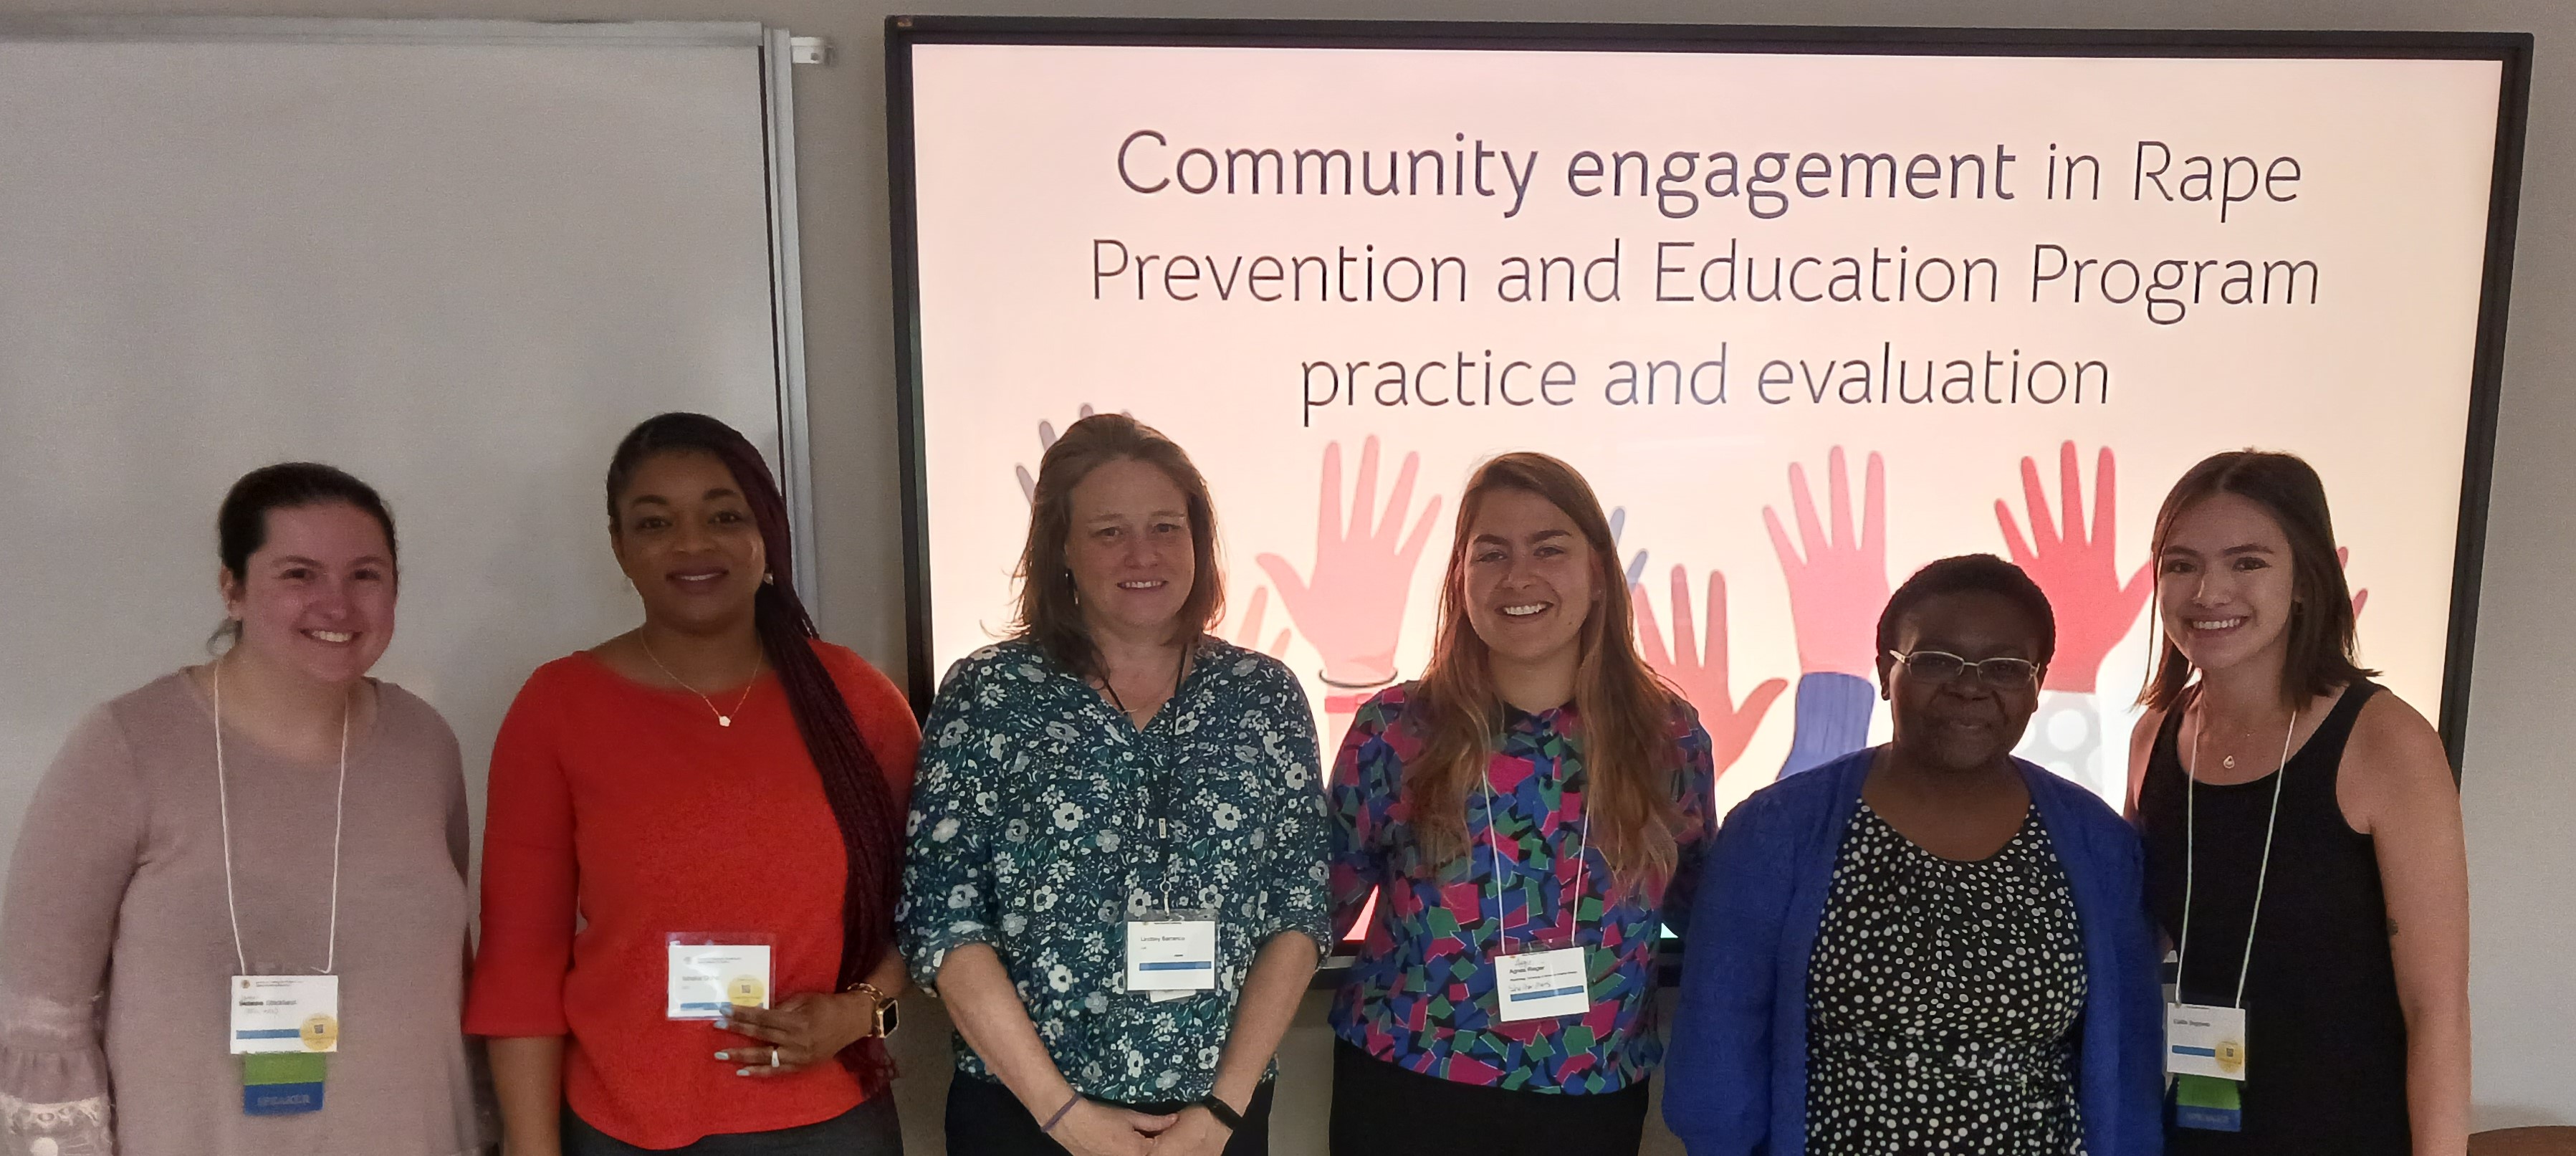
1993, 443, 2148, 803
1225, 585, 1293, 659
1016, 404, 1121, 503
1764, 447, 1890, 679
1635, 565, 1788, 778
1764, 448, 1887, 778
1256, 436, 1445, 689
1608, 506, 1649, 588
1993, 442, 2151, 693
2339, 546, 2370, 621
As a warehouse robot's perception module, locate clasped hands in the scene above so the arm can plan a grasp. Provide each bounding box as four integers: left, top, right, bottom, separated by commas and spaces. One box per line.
1049, 1093, 1240, 1156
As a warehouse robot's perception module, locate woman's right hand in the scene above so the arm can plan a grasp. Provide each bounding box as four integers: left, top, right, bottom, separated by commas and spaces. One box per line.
1048, 1097, 1177, 1156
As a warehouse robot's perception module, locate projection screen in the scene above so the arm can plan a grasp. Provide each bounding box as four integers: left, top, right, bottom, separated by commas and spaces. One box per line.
889, 21, 2526, 821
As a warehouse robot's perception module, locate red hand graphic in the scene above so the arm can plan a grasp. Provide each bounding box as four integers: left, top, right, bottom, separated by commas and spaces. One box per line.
1223, 585, 1293, 659
1257, 437, 1445, 686
2338, 547, 2370, 621
1635, 565, 1789, 777
1994, 443, 2151, 693
1763, 448, 1889, 679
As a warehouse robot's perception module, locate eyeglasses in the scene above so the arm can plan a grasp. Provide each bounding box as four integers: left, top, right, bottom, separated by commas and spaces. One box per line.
1886, 649, 2044, 689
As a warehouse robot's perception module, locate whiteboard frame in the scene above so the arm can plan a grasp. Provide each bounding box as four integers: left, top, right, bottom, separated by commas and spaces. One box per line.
0, 15, 823, 608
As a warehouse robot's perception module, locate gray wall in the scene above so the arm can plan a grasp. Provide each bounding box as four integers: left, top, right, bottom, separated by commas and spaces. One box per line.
32, 0, 2567, 1147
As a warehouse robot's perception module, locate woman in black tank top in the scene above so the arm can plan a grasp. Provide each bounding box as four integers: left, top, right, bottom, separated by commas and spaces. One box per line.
2125, 452, 2469, 1156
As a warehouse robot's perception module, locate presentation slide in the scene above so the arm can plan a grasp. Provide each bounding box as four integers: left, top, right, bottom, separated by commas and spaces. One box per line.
897, 34, 2508, 821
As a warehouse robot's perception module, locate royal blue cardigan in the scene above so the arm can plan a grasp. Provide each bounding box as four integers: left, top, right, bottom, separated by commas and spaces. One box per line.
1662, 749, 2165, 1156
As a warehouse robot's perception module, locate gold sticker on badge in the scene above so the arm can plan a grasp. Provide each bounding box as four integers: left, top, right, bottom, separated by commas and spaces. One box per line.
2216, 1036, 2246, 1076
300, 1014, 340, 1051
727, 975, 765, 1007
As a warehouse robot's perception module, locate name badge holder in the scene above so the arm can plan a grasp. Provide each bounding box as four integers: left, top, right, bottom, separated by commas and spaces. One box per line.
665, 934, 775, 1019
1495, 939, 1591, 1021
1124, 905, 1220, 1003
1479, 769, 1594, 1024
211, 662, 351, 1116
2165, 702, 2296, 1133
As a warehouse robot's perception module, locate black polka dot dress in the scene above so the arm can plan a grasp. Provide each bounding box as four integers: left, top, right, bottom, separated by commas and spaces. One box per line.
1804, 803, 2089, 1156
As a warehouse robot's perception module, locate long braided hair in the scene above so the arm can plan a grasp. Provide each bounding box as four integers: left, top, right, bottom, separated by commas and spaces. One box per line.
605, 414, 899, 1061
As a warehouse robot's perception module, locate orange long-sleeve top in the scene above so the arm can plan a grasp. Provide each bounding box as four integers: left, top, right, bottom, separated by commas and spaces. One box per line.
464, 642, 918, 1149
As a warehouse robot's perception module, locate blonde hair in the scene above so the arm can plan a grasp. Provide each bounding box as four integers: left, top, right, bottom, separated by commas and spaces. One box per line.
1404, 452, 1687, 892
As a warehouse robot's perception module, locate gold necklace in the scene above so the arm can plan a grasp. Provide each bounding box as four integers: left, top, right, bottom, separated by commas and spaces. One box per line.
638, 636, 762, 727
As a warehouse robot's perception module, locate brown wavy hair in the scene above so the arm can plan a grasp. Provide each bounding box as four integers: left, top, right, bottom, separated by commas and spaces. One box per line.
2138, 449, 2375, 713
1012, 414, 1225, 677
1404, 452, 1687, 894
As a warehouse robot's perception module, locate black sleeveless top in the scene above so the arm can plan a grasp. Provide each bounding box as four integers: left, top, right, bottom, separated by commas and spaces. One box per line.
2140, 681, 2409, 1155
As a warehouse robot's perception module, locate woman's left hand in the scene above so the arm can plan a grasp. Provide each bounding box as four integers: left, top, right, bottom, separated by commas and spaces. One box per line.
713, 993, 873, 1076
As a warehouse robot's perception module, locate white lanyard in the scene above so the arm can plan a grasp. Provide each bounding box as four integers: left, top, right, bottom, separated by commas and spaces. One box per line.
211, 660, 350, 977
1476, 757, 1591, 950
2176, 694, 2297, 1008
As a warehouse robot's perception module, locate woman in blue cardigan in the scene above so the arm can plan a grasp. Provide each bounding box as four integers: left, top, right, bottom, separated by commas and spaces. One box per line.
1665, 554, 2163, 1156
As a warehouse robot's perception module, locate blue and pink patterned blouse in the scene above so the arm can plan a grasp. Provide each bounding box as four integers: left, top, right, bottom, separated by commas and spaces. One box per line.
1326, 683, 1718, 1093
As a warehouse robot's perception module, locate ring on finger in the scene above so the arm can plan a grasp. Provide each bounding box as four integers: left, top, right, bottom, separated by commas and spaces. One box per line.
770, 1047, 782, 1068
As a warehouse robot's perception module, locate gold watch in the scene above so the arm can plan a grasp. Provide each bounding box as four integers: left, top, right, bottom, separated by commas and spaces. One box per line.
847, 981, 899, 1038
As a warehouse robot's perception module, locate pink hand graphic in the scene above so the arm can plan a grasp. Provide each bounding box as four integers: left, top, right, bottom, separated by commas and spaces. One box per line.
1763, 448, 1889, 679
1224, 585, 1293, 659
1994, 443, 2151, 692
1256, 437, 1445, 687
1635, 565, 1789, 777
2338, 547, 2370, 621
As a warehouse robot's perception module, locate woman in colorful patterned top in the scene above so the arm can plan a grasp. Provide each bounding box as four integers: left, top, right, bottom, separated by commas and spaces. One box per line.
1326, 452, 1718, 1155
899, 414, 1330, 1156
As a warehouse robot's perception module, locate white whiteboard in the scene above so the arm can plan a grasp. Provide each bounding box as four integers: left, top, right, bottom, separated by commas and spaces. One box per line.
0, 19, 809, 870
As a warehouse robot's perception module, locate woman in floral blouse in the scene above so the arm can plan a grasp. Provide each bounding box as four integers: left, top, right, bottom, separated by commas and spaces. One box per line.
899, 414, 1329, 1156
1326, 452, 1718, 1155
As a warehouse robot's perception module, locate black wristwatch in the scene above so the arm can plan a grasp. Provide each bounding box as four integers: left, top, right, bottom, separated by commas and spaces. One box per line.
1194, 1094, 1245, 1132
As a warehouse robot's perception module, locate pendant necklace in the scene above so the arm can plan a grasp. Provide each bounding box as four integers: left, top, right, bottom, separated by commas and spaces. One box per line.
2211, 707, 2287, 771
639, 636, 762, 727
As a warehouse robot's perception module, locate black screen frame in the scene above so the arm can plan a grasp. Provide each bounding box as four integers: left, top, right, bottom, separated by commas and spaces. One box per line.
885, 16, 2532, 775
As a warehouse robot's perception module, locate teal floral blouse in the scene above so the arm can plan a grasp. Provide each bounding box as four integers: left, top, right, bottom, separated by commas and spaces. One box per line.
897, 637, 1331, 1102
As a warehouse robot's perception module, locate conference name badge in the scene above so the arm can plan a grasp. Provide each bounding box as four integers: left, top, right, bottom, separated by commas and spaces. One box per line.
2165, 1002, 2249, 1081
666, 942, 772, 1019
1124, 912, 1218, 998
1495, 945, 1589, 1022
229, 975, 339, 1055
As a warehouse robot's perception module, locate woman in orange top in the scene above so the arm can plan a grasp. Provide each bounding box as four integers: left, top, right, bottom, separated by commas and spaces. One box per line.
467, 413, 918, 1155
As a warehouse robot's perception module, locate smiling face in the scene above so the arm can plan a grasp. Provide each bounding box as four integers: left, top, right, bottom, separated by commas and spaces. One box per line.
1459, 487, 1600, 677
221, 502, 397, 686
1882, 590, 2045, 774
2157, 492, 2298, 677
1063, 456, 1194, 640
610, 449, 767, 635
